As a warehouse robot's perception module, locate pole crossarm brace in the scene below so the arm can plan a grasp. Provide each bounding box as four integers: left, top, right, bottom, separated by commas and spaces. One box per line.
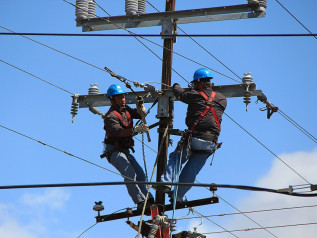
75, 83, 262, 108
96, 197, 219, 223
76, 3, 265, 32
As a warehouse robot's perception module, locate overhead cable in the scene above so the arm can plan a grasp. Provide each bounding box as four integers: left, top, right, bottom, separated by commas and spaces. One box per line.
0, 124, 133, 181
178, 204, 317, 220
147, 0, 242, 81
278, 109, 317, 143
275, 0, 317, 40
2, 32, 317, 37
0, 59, 74, 95
191, 208, 239, 238
203, 222, 317, 235
2, 181, 317, 197
196, 180, 278, 237
64, 0, 239, 83
224, 112, 311, 184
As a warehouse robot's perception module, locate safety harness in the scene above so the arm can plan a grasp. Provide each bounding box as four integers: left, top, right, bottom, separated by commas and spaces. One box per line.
104, 109, 134, 153
189, 91, 221, 132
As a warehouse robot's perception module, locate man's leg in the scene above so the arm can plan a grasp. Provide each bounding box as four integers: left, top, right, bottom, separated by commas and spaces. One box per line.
127, 154, 154, 200
175, 152, 211, 201
109, 150, 145, 204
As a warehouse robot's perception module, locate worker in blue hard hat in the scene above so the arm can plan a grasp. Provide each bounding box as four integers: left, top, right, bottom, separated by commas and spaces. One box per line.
102, 84, 154, 210
154, 68, 227, 204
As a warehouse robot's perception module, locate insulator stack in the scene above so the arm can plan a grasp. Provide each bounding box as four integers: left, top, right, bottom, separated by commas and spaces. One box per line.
88, 83, 100, 95
137, 0, 146, 14
243, 91, 252, 111
71, 94, 80, 123
125, 0, 138, 15
75, 0, 89, 19
88, 0, 97, 18
242, 72, 253, 112
93, 201, 104, 217
71, 103, 79, 122
144, 84, 156, 92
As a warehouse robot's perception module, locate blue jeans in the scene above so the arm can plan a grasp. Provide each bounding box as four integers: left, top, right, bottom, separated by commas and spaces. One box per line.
105, 144, 153, 204
161, 137, 216, 201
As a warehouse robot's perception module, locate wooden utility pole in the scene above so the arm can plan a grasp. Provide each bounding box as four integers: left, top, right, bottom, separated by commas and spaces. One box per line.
156, 0, 176, 206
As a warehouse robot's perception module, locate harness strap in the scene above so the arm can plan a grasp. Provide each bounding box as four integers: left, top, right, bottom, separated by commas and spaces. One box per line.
190, 91, 221, 131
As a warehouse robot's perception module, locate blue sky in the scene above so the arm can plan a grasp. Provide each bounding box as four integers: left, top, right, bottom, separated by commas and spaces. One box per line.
1, 0, 316, 237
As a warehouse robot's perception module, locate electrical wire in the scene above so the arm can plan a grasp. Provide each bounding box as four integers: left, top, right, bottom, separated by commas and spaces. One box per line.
146, 0, 242, 81
0, 59, 74, 95
277, 109, 317, 144
93, 0, 189, 84
0, 124, 134, 181
2, 32, 316, 37
203, 222, 317, 235
177, 204, 317, 220
2, 182, 317, 197
191, 208, 239, 238
275, 0, 317, 40
77, 223, 97, 238
196, 180, 278, 237
65, 0, 238, 83
224, 112, 311, 184
137, 126, 169, 238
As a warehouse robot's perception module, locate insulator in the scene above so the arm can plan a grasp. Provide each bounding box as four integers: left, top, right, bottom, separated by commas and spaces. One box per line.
133, 81, 145, 88
93, 201, 104, 212
71, 102, 79, 122
75, 0, 89, 19
144, 84, 155, 92
137, 0, 146, 14
259, 0, 267, 9
88, 83, 100, 95
243, 91, 252, 112
242, 72, 253, 85
125, 0, 138, 15
88, 0, 97, 18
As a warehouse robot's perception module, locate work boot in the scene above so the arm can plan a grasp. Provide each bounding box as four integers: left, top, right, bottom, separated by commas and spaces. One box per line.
152, 184, 172, 194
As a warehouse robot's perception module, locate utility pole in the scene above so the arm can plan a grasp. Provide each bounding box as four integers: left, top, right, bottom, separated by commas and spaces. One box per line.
156, 0, 176, 207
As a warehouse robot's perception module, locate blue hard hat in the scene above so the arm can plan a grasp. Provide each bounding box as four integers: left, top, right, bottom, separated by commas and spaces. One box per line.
192, 68, 213, 82
107, 84, 125, 98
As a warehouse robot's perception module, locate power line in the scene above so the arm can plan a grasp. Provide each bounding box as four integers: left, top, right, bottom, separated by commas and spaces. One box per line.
1, 181, 317, 197
1, 32, 317, 37
275, 0, 317, 40
145, 0, 242, 82
191, 208, 239, 238
0, 124, 133, 181
224, 112, 311, 184
278, 109, 317, 143
64, 0, 239, 83
178, 204, 317, 220
203, 222, 317, 235
0, 59, 74, 95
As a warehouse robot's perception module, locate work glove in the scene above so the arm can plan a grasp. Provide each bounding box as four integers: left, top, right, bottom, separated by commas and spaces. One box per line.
134, 124, 149, 134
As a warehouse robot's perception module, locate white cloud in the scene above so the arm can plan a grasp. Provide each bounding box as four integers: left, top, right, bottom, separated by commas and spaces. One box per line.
187, 148, 317, 238
0, 188, 71, 238
21, 188, 70, 208
224, 148, 317, 238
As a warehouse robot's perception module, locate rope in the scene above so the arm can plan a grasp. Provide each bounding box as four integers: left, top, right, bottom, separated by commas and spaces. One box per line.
137, 126, 169, 238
